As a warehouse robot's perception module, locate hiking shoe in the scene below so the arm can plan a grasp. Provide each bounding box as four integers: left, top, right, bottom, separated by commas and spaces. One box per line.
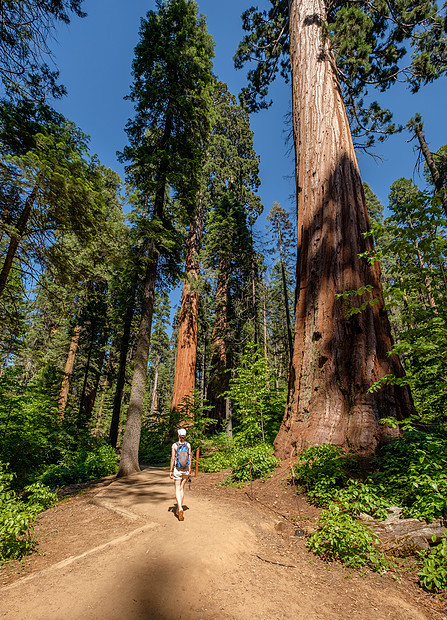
178, 510, 184, 521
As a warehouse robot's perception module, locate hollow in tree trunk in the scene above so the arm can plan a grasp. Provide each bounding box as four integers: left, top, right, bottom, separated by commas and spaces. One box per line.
274, 0, 415, 458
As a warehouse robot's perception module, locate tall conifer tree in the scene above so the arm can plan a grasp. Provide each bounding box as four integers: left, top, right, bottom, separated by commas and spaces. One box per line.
232, 0, 447, 455
117, 0, 214, 476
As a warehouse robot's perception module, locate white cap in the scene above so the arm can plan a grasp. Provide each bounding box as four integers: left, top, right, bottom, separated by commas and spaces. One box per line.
177, 428, 186, 436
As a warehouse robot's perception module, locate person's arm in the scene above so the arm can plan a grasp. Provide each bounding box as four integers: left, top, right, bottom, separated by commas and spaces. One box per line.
188, 443, 192, 475
170, 444, 176, 479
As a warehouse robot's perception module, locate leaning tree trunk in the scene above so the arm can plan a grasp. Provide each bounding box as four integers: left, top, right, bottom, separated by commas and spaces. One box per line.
58, 324, 82, 420
274, 0, 414, 458
412, 123, 447, 217
0, 185, 38, 299
170, 197, 205, 414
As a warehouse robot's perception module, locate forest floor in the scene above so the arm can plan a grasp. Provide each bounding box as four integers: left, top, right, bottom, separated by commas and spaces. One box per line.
0, 464, 446, 620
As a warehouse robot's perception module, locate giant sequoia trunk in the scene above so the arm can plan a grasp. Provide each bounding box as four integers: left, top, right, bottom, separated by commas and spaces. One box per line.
170, 199, 204, 414
274, 0, 414, 458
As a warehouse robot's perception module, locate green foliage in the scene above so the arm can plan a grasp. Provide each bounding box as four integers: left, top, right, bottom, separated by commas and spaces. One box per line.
293, 444, 356, 505
225, 443, 279, 484
225, 341, 286, 445
307, 504, 388, 572
0, 462, 56, 563
0, 368, 68, 484
39, 444, 118, 487
139, 390, 213, 466
418, 532, 447, 592
199, 437, 279, 484
235, 0, 446, 144
372, 431, 447, 522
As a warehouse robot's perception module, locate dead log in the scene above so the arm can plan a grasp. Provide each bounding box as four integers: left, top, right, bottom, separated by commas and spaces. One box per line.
359, 507, 445, 557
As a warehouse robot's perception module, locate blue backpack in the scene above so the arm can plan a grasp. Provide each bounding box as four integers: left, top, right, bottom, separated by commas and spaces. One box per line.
176, 442, 190, 470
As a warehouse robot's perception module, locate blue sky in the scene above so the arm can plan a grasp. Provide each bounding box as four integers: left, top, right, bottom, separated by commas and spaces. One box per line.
52, 0, 447, 226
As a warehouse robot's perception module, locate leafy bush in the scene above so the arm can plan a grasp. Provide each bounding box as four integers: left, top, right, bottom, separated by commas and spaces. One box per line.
372, 431, 447, 521
418, 532, 447, 592
40, 444, 118, 487
336, 480, 390, 520
0, 368, 70, 485
307, 504, 388, 572
225, 443, 280, 484
200, 439, 280, 483
293, 444, 356, 505
0, 463, 56, 563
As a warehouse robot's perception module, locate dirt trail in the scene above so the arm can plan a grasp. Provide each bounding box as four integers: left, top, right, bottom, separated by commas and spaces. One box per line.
0, 467, 444, 620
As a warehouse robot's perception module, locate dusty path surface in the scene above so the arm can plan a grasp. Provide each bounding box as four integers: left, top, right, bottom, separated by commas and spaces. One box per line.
1, 467, 445, 620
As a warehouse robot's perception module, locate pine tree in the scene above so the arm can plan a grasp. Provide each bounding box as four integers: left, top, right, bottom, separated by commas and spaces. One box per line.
117, 0, 214, 476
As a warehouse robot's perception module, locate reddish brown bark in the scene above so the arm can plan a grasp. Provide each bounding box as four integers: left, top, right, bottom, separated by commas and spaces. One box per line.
58, 324, 82, 420
274, 0, 414, 458
0, 185, 38, 299
171, 201, 204, 414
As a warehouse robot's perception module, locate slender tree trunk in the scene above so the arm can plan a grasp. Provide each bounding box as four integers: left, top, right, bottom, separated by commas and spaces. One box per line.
412, 123, 447, 217
117, 246, 159, 476
58, 324, 82, 420
109, 287, 135, 448
171, 198, 205, 414
277, 225, 294, 362
251, 246, 259, 345
117, 145, 170, 475
263, 277, 268, 361
207, 263, 230, 427
150, 354, 160, 418
0, 185, 38, 299
78, 321, 97, 428
94, 373, 109, 437
275, 0, 414, 458
405, 213, 437, 311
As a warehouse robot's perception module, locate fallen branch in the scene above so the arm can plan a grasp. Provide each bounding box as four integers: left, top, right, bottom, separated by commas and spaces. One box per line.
255, 554, 297, 568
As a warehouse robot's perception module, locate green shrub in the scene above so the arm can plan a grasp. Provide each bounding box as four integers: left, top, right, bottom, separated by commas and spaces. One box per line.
336, 480, 390, 520
225, 443, 280, 484
0, 463, 56, 563
372, 431, 447, 521
418, 532, 447, 592
293, 444, 356, 505
307, 503, 388, 572
40, 444, 118, 487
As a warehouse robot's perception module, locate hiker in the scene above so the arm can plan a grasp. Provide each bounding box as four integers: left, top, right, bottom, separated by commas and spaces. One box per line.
170, 428, 192, 521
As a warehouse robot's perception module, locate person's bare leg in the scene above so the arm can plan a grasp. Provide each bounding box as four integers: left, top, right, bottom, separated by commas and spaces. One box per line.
175, 480, 183, 512
180, 476, 187, 506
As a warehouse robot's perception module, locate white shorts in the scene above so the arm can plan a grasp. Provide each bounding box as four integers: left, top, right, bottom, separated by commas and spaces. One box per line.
173, 467, 189, 481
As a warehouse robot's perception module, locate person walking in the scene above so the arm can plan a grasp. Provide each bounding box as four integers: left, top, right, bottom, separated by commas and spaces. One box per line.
170, 428, 192, 521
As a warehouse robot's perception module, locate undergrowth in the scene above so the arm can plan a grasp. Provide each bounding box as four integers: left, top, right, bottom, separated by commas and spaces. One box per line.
200, 435, 280, 484
0, 462, 57, 563
293, 433, 447, 588
39, 444, 119, 487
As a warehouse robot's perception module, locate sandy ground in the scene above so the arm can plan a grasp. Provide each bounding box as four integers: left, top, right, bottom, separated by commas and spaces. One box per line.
0, 466, 446, 620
